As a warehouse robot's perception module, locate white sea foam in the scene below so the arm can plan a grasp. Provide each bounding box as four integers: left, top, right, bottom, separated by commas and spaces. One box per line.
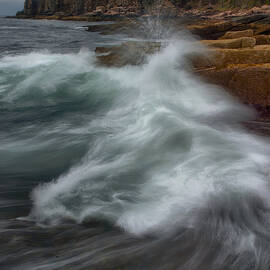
3, 38, 270, 243
0, 26, 22, 29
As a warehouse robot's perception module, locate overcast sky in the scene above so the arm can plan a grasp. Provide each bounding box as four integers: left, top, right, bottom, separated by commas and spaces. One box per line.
0, 0, 24, 16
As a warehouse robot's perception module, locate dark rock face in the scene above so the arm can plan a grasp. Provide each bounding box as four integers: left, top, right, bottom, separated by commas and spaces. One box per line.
22, 0, 144, 17
21, 0, 270, 19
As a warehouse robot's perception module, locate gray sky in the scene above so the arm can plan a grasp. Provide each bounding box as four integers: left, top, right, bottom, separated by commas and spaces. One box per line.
0, 0, 24, 16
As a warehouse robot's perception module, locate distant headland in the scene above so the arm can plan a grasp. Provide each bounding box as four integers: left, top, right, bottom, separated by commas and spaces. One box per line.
15, 0, 270, 21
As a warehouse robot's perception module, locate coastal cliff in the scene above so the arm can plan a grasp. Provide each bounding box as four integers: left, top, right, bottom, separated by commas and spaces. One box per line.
20, 0, 270, 18
22, 0, 145, 17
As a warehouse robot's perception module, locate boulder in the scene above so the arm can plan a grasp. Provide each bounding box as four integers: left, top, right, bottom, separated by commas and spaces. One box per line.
110, 7, 120, 13
197, 64, 270, 107
188, 21, 242, 39
192, 40, 270, 111
242, 37, 256, 48
104, 10, 120, 16
220, 29, 254, 39
95, 41, 161, 67
234, 14, 268, 24
95, 6, 106, 13
188, 15, 270, 40
201, 37, 256, 49
255, 35, 270, 45
261, 5, 270, 10
192, 45, 270, 69
253, 24, 270, 35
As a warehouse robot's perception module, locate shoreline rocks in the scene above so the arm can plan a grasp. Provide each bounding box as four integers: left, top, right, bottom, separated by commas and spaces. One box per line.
89, 17, 270, 118
192, 25, 270, 117
16, 1, 270, 24
95, 41, 161, 67
13, 4, 270, 119
219, 29, 254, 39
201, 37, 256, 49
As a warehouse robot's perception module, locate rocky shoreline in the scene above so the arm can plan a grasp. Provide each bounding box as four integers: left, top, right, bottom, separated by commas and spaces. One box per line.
14, 2, 270, 22
13, 3, 270, 120
84, 14, 270, 121
190, 15, 270, 119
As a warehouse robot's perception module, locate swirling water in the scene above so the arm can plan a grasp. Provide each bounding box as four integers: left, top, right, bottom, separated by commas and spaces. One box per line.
1, 17, 270, 270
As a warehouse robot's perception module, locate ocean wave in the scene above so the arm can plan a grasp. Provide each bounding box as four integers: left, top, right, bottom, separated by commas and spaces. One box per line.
2, 39, 270, 257
0, 26, 22, 30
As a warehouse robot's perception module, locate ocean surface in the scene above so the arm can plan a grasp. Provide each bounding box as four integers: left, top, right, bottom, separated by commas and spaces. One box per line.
1, 17, 270, 270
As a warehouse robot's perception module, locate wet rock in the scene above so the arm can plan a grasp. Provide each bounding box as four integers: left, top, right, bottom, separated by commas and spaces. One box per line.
220, 29, 254, 40
193, 45, 270, 69
188, 14, 270, 40
192, 40, 270, 112
95, 6, 106, 13
188, 21, 242, 40
95, 41, 161, 67
201, 37, 256, 49
255, 35, 270, 45
86, 20, 139, 35
253, 24, 270, 35
233, 14, 268, 24
197, 64, 270, 107
241, 37, 256, 48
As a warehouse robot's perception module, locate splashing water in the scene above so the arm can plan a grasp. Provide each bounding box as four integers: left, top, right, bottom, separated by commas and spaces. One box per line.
2, 27, 270, 269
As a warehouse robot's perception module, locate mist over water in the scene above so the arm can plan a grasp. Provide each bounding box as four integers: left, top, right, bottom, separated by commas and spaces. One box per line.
2, 17, 270, 270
